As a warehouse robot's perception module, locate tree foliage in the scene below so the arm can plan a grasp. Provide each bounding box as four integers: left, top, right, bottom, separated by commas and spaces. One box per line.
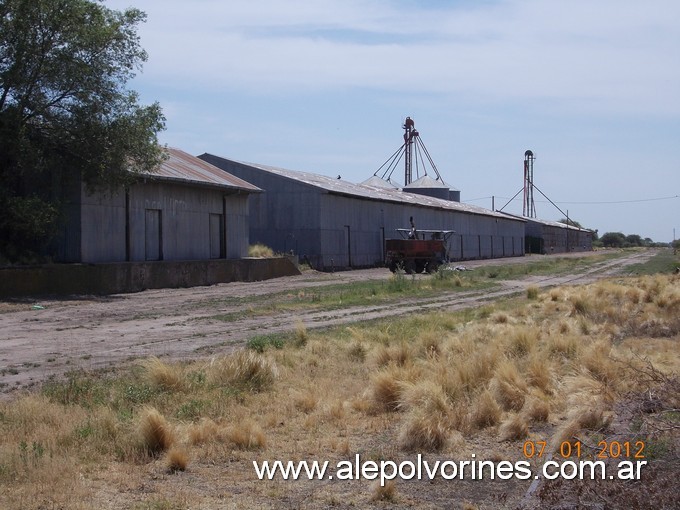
599, 232, 659, 248
0, 0, 165, 260
558, 217, 583, 229
600, 232, 626, 248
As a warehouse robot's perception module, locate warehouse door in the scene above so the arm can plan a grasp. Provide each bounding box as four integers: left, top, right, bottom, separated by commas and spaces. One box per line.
209, 213, 225, 259
145, 209, 162, 261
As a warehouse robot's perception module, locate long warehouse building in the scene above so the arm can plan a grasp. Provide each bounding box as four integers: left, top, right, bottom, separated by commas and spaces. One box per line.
200, 153, 526, 270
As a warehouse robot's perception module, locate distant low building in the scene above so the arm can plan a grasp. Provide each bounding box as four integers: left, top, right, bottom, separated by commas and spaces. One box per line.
199, 153, 526, 270
54, 148, 260, 263
502, 215, 594, 254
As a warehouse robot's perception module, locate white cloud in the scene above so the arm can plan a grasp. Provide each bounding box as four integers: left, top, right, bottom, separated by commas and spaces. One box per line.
109, 0, 680, 115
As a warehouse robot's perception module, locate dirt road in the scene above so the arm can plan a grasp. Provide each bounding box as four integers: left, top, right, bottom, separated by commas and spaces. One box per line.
0, 250, 654, 396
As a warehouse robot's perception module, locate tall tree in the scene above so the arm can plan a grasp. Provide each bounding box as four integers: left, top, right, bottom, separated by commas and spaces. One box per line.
0, 0, 165, 260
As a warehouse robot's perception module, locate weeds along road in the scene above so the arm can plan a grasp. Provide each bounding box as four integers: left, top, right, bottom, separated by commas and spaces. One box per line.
0, 250, 655, 397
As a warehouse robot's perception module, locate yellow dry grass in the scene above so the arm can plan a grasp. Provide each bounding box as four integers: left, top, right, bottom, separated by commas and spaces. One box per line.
138, 406, 176, 455
470, 389, 502, 429
490, 360, 528, 411
398, 409, 451, 452
247, 243, 275, 258
1, 272, 679, 508
142, 356, 184, 391
165, 446, 190, 472
370, 479, 397, 502
205, 350, 278, 391
499, 414, 529, 441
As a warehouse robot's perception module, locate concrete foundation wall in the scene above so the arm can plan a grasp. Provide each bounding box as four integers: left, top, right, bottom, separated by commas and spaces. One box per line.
0, 258, 300, 298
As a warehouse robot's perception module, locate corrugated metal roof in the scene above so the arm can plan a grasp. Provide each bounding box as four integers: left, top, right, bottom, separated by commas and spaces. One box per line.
501, 213, 592, 232
143, 148, 260, 192
209, 155, 519, 220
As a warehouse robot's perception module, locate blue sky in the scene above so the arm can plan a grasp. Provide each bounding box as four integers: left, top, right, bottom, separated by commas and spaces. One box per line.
106, 0, 679, 242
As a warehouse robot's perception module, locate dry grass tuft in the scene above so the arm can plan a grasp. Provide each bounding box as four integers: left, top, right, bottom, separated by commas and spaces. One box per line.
293, 390, 318, 413
548, 334, 580, 359
499, 414, 529, 441
549, 288, 563, 301
370, 479, 397, 502
580, 340, 617, 386
490, 361, 528, 411
399, 410, 450, 452
294, 321, 308, 347
347, 340, 367, 361
575, 408, 610, 431
371, 372, 403, 412
206, 350, 278, 391
550, 418, 580, 452
371, 342, 412, 367
507, 326, 539, 357
625, 286, 641, 304
222, 420, 266, 450
491, 311, 511, 324
526, 286, 539, 300
187, 418, 219, 445
557, 320, 571, 334
398, 380, 449, 414
551, 408, 611, 451
165, 446, 189, 472
452, 348, 500, 395
524, 396, 550, 422
142, 357, 184, 391
138, 407, 175, 455
370, 365, 418, 412
418, 332, 442, 358
569, 294, 592, 316
248, 243, 274, 257
471, 389, 502, 429
327, 400, 345, 421
526, 353, 553, 393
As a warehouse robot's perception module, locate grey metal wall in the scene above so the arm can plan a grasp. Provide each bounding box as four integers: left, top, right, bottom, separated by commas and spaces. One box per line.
80, 187, 126, 262
225, 194, 250, 259
525, 219, 593, 254
199, 156, 323, 262
319, 194, 525, 269
79, 181, 250, 263
50, 179, 84, 263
